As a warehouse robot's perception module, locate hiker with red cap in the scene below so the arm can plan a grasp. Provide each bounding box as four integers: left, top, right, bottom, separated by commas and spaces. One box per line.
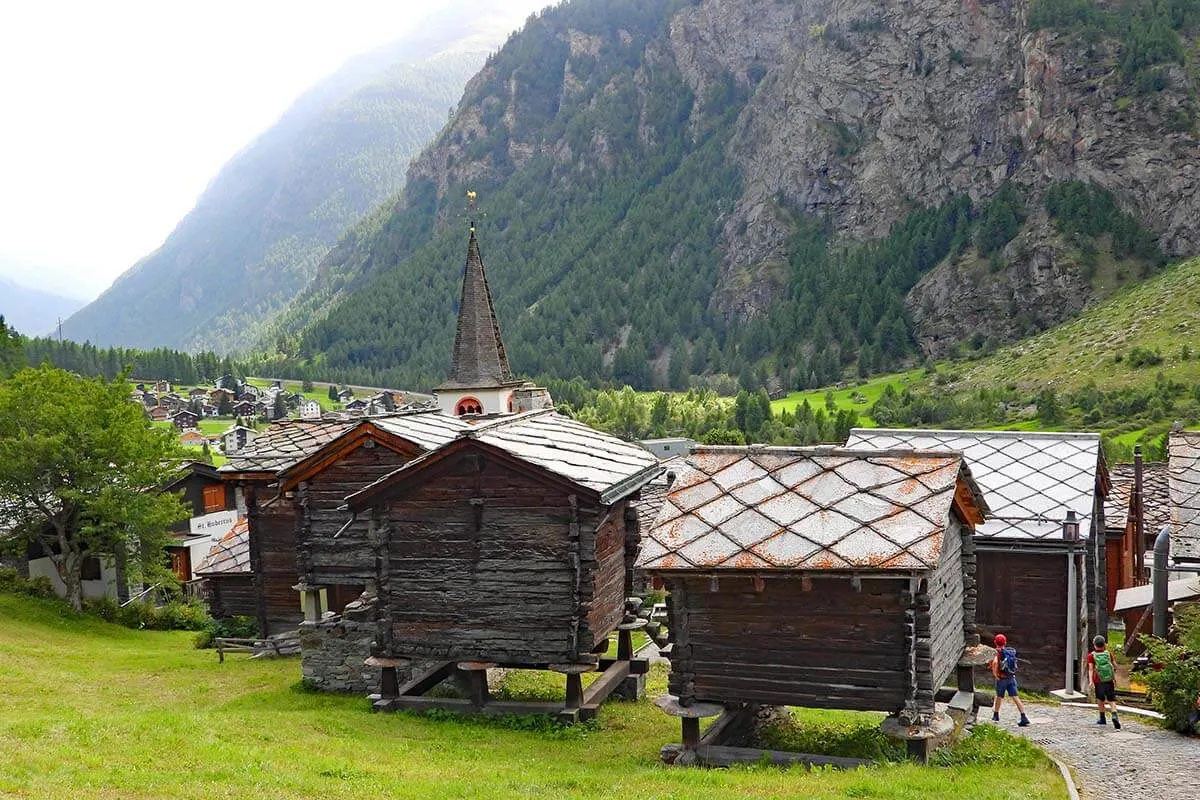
989, 633, 1031, 727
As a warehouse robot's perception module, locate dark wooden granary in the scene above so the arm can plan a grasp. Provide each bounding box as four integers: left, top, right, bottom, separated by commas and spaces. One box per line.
638, 446, 988, 764
343, 410, 662, 720
215, 413, 469, 636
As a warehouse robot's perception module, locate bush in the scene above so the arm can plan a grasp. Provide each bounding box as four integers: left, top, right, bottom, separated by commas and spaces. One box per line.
1139, 604, 1200, 732
194, 615, 260, 649
0, 566, 58, 599
94, 598, 212, 632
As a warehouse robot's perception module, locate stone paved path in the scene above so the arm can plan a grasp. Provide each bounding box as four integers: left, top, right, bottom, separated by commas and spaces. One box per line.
986, 704, 1196, 799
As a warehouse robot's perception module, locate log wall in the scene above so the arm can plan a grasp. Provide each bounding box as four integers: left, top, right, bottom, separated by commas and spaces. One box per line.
376, 451, 626, 664
664, 575, 913, 713
248, 489, 303, 636
299, 442, 420, 586
206, 574, 256, 620
927, 520, 967, 690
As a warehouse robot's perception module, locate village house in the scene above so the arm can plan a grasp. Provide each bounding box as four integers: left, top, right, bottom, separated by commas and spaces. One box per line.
153, 380, 171, 393
1103, 452, 1170, 614
846, 429, 1109, 694
232, 400, 256, 418
1167, 432, 1200, 571
337, 388, 354, 403
222, 424, 257, 455
638, 437, 695, 461
299, 399, 322, 419
179, 430, 208, 448
188, 387, 209, 400
638, 446, 988, 764
193, 519, 254, 619
209, 387, 235, 406
149, 406, 171, 423
169, 409, 200, 431
161, 462, 239, 586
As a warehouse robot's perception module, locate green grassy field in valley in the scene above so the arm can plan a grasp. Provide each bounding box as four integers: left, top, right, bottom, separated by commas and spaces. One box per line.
770, 370, 926, 423
0, 595, 1065, 800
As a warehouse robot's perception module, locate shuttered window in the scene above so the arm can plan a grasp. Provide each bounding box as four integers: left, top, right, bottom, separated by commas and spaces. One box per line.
203, 484, 227, 513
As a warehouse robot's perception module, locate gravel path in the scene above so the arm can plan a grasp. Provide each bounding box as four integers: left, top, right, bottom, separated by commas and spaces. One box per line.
986, 703, 1196, 799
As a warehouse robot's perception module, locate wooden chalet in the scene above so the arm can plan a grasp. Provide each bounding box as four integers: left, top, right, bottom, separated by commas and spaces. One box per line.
170, 409, 199, 431
342, 409, 662, 720
1104, 455, 1169, 629
638, 446, 988, 764
848, 429, 1110, 693
162, 462, 237, 584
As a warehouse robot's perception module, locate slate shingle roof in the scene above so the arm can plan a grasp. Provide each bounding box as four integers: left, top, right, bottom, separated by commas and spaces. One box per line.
349, 410, 663, 509
846, 429, 1105, 541
372, 412, 472, 451
194, 519, 250, 575
637, 446, 984, 572
438, 228, 516, 390
1167, 433, 1200, 561
220, 419, 354, 475
1105, 462, 1170, 535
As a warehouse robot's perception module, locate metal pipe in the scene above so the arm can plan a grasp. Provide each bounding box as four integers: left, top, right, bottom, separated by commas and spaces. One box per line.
1065, 543, 1078, 692
1134, 447, 1145, 579
1153, 525, 1171, 638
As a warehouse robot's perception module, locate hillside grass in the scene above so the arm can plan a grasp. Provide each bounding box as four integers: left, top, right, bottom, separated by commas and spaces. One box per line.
770, 370, 925, 423
957, 256, 1200, 392
0, 594, 1065, 799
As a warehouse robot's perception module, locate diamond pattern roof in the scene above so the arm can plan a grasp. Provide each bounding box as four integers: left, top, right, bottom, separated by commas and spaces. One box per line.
1167, 433, 1200, 561
1104, 462, 1170, 534
637, 446, 983, 572
847, 429, 1105, 541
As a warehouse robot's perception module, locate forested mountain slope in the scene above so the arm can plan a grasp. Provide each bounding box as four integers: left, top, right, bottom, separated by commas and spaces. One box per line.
259, 0, 1200, 393
60, 3, 524, 353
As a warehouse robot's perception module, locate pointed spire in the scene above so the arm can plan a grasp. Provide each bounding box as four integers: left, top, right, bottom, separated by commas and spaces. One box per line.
439, 224, 514, 389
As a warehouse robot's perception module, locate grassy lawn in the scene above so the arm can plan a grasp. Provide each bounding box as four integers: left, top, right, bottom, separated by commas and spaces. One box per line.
0, 595, 1066, 799
770, 370, 925, 423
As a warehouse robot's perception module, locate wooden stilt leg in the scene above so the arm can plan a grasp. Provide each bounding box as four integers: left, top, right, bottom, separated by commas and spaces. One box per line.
565, 673, 583, 710
617, 628, 633, 661
682, 717, 701, 750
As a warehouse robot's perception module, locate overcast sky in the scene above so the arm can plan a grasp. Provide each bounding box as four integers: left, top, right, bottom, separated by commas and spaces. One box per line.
0, 1, 541, 301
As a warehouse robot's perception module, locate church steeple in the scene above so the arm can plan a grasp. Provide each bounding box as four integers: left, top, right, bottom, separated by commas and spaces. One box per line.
439, 224, 514, 390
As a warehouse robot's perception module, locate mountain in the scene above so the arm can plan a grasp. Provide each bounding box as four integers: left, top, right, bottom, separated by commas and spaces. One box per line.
0, 276, 83, 337
258, 0, 1200, 393
60, 1, 533, 353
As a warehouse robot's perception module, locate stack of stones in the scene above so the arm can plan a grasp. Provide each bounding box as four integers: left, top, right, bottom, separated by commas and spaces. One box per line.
298, 594, 380, 693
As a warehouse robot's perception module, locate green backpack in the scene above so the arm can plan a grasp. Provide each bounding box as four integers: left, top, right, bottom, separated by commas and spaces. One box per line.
1093, 650, 1115, 682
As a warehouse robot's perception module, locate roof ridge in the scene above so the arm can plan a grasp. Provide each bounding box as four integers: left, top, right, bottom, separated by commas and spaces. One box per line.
854, 427, 1102, 442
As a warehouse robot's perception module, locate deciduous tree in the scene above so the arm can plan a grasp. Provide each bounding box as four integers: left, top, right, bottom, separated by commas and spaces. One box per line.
0, 367, 188, 609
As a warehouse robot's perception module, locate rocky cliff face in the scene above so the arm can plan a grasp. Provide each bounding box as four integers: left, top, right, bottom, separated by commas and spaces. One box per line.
403, 0, 1197, 356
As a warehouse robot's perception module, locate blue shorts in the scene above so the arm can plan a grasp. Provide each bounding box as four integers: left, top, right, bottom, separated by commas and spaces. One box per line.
995, 676, 1019, 697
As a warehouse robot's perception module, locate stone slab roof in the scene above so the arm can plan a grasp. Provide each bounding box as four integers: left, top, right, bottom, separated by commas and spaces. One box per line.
1104, 462, 1170, 535
349, 410, 662, 509
194, 518, 250, 575
847, 428, 1106, 541
1167, 433, 1200, 561
372, 412, 471, 451
220, 419, 354, 475
637, 446, 985, 573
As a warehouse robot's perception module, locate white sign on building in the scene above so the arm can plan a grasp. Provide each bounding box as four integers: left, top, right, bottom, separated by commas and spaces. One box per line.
189, 510, 239, 538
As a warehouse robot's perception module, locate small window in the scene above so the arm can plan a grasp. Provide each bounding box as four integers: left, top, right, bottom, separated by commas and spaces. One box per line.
455, 397, 483, 416
202, 484, 227, 513
81, 556, 102, 581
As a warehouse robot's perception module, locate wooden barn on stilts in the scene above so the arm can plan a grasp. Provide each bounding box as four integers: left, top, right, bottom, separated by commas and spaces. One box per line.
638, 446, 989, 764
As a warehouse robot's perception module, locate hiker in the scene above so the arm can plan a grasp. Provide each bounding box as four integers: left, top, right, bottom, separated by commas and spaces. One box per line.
1087, 634, 1121, 729
990, 633, 1031, 726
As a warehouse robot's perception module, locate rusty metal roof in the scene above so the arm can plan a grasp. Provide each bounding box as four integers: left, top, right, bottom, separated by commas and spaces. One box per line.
1168, 433, 1200, 561
194, 518, 250, 575
847, 428, 1104, 541
637, 446, 983, 573
1105, 462, 1170, 534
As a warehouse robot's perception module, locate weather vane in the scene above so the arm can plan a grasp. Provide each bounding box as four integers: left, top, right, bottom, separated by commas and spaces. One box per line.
466, 190, 479, 231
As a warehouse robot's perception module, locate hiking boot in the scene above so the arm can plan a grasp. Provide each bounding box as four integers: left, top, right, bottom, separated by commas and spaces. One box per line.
992, 712, 1000, 722
1018, 715, 1030, 727
1096, 717, 1107, 725
1113, 716, 1121, 730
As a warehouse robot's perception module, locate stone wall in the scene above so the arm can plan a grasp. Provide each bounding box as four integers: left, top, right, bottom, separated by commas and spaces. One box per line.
299, 596, 379, 694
